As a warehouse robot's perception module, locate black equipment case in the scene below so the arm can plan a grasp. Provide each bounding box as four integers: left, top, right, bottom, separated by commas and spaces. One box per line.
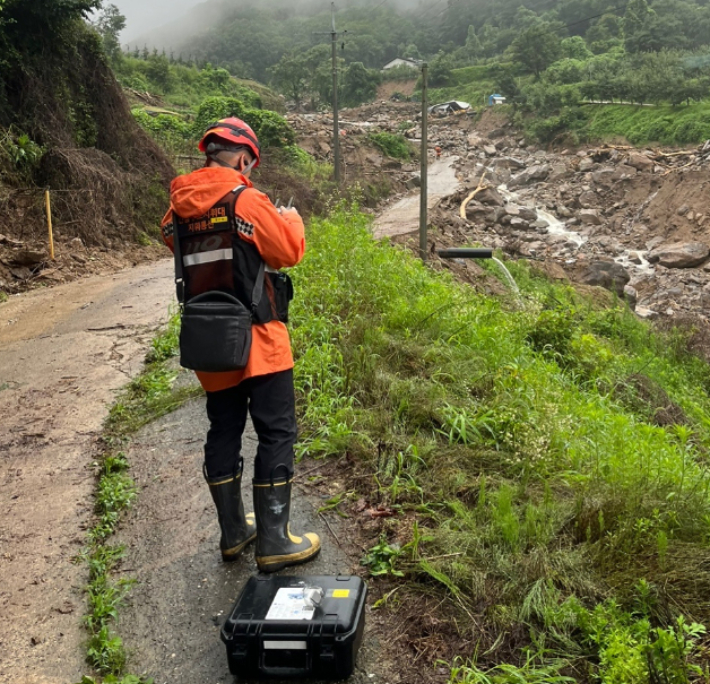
221, 575, 367, 680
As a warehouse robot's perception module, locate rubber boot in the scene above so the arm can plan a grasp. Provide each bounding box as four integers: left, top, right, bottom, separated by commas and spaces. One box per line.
205, 462, 256, 562
253, 474, 321, 573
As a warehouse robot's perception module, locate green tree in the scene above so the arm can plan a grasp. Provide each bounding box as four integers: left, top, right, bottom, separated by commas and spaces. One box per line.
623, 0, 655, 53
428, 51, 454, 87
400, 43, 421, 60
341, 62, 380, 107
93, 3, 126, 64
546, 58, 587, 85
514, 6, 541, 30
269, 52, 310, 108
465, 25, 482, 60
560, 36, 592, 61
510, 23, 562, 79
145, 53, 172, 92
1, 0, 100, 43
478, 24, 502, 58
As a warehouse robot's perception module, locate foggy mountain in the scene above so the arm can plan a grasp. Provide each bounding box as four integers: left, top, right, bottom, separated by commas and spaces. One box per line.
119, 0, 429, 52
111, 0, 203, 42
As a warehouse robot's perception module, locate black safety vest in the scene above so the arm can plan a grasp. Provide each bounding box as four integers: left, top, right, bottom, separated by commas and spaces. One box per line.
170, 185, 292, 325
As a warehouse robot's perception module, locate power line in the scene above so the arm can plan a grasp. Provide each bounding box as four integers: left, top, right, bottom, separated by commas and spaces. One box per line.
555, 3, 629, 32
372, 0, 390, 11
411, 0, 445, 22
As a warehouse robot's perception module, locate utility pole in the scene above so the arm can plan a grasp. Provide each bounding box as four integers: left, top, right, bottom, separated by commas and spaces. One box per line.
331, 6, 340, 184
316, 3, 347, 184
419, 62, 429, 262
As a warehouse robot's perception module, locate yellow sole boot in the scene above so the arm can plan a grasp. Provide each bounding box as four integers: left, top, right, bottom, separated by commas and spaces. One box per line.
206, 464, 257, 562
253, 476, 321, 573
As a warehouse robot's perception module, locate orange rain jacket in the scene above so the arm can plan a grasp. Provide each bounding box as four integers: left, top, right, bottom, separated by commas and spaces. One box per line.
161, 166, 306, 393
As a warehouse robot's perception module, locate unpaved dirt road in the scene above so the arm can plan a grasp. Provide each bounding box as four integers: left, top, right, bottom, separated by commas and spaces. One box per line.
373, 156, 462, 239
0, 260, 174, 684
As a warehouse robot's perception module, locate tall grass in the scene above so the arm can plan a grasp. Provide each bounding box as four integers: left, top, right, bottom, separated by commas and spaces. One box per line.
290, 207, 710, 680
583, 102, 710, 146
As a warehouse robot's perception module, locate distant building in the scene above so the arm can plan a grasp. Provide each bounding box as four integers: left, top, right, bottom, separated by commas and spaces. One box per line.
382, 58, 423, 71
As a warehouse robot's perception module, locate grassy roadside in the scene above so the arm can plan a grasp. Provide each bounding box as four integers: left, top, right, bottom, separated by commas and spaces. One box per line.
76, 313, 199, 684
74, 205, 710, 683
290, 207, 710, 683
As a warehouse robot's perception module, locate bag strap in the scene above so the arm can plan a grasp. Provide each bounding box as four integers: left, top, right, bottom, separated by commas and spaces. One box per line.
172, 213, 186, 304
173, 184, 266, 319
251, 260, 266, 319
223, 186, 266, 319
173, 185, 249, 305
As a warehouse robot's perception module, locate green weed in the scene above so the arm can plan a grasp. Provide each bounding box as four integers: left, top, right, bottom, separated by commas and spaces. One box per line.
85, 626, 127, 677
317, 491, 354, 518
289, 206, 710, 679
449, 656, 575, 683
78, 314, 199, 683
0, 127, 44, 176
368, 132, 414, 160
362, 536, 405, 577
105, 318, 201, 436
375, 445, 425, 504
145, 311, 180, 365
77, 676, 153, 684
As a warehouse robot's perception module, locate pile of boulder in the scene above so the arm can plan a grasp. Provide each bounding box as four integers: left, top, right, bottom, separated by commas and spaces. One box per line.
291, 100, 710, 322
429, 121, 710, 320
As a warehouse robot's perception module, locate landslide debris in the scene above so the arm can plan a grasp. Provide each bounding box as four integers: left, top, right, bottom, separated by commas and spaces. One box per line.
288, 102, 423, 199
336, 103, 710, 325
290, 100, 710, 326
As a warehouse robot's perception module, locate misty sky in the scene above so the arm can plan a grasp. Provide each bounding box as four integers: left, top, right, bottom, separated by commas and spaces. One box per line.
109, 0, 197, 41
108, 0, 426, 43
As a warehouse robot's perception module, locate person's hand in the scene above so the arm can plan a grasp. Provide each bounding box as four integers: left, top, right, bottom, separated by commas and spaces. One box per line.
278, 206, 301, 218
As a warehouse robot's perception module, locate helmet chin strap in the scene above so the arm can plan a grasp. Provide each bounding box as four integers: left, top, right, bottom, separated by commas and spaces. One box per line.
207, 144, 256, 173
210, 154, 256, 174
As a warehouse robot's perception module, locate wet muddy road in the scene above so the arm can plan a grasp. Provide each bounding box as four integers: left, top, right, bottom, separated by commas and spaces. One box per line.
373, 156, 462, 240
116, 401, 390, 684
0, 260, 174, 684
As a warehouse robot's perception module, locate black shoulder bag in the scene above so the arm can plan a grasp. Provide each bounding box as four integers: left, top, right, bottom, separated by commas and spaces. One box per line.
173, 192, 266, 373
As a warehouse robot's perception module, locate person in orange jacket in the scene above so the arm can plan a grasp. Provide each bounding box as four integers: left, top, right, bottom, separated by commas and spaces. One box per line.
161, 118, 320, 572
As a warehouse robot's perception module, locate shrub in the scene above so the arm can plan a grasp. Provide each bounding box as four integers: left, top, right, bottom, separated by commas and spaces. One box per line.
368, 131, 413, 160
193, 97, 295, 148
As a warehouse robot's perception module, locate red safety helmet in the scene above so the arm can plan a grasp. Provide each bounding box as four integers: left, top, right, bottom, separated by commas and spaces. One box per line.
198, 117, 261, 168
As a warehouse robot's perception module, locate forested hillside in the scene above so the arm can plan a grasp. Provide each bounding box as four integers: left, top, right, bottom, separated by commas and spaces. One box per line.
131, 0, 710, 144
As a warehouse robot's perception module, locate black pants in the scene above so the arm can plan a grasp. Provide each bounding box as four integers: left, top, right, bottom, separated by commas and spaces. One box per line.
204, 369, 297, 481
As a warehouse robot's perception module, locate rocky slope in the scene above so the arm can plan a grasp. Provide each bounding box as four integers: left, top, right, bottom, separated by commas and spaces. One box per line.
290, 102, 710, 325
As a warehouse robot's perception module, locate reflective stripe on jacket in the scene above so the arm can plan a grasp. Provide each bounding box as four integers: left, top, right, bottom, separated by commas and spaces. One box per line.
161, 167, 305, 392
